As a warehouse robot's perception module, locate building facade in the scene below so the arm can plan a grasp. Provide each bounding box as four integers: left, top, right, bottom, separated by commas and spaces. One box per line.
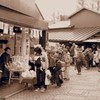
48, 8, 100, 47
0, 0, 48, 56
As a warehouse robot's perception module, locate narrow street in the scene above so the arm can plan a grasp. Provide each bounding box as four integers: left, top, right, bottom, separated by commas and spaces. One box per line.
0, 1, 100, 100
6, 66, 100, 100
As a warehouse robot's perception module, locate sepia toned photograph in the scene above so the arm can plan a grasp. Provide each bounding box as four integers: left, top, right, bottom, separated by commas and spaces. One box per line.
0, 0, 100, 100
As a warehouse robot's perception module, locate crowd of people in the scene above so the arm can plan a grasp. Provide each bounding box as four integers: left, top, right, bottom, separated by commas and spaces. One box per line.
0, 43, 100, 93
28, 44, 72, 92
28, 43, 100, 92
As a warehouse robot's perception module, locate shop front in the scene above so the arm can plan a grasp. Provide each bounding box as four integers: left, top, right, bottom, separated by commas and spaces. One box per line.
0, 5, 48, 55
0, 1, 48, 95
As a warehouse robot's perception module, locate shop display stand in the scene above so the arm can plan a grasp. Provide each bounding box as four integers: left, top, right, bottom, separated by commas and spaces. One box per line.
8, 69, 24, 85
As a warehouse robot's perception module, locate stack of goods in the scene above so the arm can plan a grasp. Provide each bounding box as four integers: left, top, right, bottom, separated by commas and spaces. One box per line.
8, 56, 31, 71
11, 61, 30, 71
21, 70, 36, 79
20, 70, 36, 84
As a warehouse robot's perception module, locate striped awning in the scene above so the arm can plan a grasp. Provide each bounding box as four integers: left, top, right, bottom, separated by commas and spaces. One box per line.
49, 27, 100, 42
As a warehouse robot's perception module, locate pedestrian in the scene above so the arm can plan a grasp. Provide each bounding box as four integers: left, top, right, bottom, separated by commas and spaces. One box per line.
34, 46, 49, 92
94, 48, 100, 72
62, 50, 72, 80
84, 48, 94, 69
48, 51, 56, 84
76, 49, 84, 75
34, 47, 43, 91
53, 60, 63, 87
41, 48, 49, 92
0, 47, 11, 84
70, 43, 76, 65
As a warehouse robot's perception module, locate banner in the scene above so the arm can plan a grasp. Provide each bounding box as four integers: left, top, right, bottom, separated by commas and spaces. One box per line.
0, 22, 3, 29
30, 29, 33, 38
33, 29, 37, 38
39, 30, 42, 37
3, 23, 9, 34
36, 29, 39, 39
9, 26, 14, 35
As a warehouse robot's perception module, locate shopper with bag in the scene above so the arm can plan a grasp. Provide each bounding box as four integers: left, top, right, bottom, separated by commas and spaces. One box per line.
34, 46, 49, 92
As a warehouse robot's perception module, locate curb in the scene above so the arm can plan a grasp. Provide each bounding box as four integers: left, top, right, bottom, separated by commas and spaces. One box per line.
4, 88, 26, 99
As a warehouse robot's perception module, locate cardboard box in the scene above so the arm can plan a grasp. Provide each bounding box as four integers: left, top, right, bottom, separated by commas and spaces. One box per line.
19, 76, 37, 85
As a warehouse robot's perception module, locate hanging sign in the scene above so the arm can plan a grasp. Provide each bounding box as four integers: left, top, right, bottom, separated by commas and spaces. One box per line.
36, 29, 39, 39
0, 21, 3, 29
3, 23, 9, 34
9, 26, 14, 35
39, 30, 42, 37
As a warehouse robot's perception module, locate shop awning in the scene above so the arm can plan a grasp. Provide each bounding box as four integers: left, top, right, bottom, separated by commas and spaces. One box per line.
49, 27, 100, 42
0, 6, 48, 30
84, 39, 100, 42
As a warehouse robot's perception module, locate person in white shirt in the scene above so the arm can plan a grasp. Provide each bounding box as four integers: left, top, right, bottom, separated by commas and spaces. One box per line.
94, 48, 100, 72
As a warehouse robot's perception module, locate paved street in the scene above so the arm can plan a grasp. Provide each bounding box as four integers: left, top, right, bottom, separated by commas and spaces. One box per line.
6, 66, 100, 100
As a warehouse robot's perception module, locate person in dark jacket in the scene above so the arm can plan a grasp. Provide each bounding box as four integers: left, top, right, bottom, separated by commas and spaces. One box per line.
53, 60, 63, 87
76, 50, 84, 75
0, 47, 11, 84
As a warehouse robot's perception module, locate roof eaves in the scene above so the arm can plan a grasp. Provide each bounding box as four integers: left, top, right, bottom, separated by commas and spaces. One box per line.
48, 25, 74, 30
85, 7, 100, 15
35, 2, 44, 20
68, 8, 84, 19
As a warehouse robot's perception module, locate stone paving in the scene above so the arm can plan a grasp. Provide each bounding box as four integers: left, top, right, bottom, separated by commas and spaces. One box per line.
6, 66, 100, 100
0, 81, 25, 99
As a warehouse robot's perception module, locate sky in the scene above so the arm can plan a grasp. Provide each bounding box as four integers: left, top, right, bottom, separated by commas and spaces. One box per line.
36, 0, 78, 20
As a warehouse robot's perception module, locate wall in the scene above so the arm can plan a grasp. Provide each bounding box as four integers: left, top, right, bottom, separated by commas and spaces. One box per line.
0, 35, 14, 55
70, 9, 100, 27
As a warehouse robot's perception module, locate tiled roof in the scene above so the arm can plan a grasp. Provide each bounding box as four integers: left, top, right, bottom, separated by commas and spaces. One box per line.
49, 27, 100, 42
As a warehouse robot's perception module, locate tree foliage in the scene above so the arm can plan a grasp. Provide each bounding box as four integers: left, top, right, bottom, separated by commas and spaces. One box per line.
95, 0, 100, 11
51, 12, 68, 23
77, 0, 86, 9
77, 0, 100, 11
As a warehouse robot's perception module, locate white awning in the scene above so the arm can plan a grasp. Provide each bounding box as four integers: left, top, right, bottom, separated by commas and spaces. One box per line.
84, 39, 100, 42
